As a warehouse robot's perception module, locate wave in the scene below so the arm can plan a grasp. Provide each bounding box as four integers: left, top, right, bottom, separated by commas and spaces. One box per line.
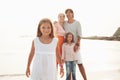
0, 74, 25, 77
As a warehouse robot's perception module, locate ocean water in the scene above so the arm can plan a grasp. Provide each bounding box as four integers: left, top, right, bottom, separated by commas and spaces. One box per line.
0, 37, 34, 75
0, 37, 120, 80
81, 39, 120, 71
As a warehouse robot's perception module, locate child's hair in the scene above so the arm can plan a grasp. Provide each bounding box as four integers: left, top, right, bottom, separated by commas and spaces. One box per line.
64, 32, 74, 43
37, 18, 54, 38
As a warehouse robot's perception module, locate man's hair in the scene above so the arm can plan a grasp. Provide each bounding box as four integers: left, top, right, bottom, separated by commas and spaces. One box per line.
65, 8, 74, 14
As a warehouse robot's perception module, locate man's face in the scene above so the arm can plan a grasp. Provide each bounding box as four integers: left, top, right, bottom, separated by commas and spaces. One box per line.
66, 11, 73, 19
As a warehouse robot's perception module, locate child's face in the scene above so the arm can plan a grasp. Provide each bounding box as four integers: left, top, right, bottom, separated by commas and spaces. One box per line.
40, 23, 52, 36
67, 34, 73, 42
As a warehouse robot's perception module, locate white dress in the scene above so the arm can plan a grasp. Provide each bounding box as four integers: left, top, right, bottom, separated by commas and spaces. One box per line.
30, 37, 58, 80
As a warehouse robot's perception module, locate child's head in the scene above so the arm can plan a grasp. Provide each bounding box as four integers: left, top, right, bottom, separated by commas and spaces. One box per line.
64, 32, 74, 43
37, 18, 54, 38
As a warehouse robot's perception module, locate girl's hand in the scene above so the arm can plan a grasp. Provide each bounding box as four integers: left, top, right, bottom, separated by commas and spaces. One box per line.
60, 67, 64, 78
26, 67, 30, 77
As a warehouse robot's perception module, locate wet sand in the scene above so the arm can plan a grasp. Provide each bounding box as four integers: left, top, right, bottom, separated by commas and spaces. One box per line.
0, 67, 120, 80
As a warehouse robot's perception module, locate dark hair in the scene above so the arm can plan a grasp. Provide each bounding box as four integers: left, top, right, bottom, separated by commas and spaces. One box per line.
65, 8, 74, 18
37, 18, 54, 38
65, 8, 74, 14
64, 32, 74, 43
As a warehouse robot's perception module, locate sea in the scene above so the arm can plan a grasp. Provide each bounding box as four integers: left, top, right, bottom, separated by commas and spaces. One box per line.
0, 37, 120, 80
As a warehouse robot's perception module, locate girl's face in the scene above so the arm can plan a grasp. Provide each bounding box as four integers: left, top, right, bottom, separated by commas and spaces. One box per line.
40, 23, 52, 36
67, 34, 73, 42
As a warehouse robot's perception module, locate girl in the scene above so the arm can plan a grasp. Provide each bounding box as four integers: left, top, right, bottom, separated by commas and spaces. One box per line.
62, 32, 79, 80
26, 18, 64, 80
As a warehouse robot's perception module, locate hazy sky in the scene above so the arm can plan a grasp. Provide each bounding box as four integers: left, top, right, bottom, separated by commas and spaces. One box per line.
0, 0, 120, 38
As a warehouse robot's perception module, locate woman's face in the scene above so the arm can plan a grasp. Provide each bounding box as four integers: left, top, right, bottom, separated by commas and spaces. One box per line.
58, 13, 65, 23
40, 23, 52, 36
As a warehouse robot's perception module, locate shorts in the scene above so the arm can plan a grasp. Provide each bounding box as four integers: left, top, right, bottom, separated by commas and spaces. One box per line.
76, 51, 83, 64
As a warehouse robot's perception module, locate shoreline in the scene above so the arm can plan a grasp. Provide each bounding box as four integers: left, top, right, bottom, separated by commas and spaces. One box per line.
0, 74, 25, 77
82, 36, 120, 41
0, 69, 120, 80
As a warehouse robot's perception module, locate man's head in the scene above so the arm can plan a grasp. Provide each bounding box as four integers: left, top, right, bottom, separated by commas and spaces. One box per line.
65, 8, 74, 19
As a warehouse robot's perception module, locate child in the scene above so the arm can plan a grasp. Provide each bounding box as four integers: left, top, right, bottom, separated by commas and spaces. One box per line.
54, 13, 66, 68
62, 32, 79, 80
26, 18, 64, 80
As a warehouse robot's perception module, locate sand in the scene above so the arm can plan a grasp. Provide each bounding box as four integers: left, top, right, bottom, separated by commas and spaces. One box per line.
0, 68, 120, 80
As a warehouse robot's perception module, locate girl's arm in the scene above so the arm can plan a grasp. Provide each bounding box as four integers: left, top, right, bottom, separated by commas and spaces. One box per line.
26, 41, 35, 77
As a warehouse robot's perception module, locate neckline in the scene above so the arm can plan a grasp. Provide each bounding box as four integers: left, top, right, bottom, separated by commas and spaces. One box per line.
37, 37, 54, 45
67, 20, 75, 24
66, 42, 74, 46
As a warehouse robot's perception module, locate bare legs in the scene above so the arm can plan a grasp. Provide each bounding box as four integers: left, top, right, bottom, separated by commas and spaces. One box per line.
78, 64, 87, 80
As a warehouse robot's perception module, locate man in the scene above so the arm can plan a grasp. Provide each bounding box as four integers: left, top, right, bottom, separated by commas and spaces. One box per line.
64, 8, 87, 80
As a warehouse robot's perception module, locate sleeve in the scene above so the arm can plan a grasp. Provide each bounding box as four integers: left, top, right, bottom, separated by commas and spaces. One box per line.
61, 43, 65, 60
54, 37, 58, 44
33, 37, 37, 47
77, 21, 82, 37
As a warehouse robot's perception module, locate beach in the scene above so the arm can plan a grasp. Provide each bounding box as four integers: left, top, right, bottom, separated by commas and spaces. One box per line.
0, 39, 120, 80
0, 68, 120, 80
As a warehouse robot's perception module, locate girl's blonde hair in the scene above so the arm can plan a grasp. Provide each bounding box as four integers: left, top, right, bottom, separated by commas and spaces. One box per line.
37, 18, 54, 38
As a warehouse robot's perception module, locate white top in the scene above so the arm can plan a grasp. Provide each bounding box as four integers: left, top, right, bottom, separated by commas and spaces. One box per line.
54, 22, 65, 36
30, 37, 58, 80
64, 20, 82, 42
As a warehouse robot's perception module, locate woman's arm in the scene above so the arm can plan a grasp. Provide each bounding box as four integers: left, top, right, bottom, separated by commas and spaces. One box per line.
56, 43, 62, 64
61, 44, 65, 63
26, 41, 35, 77
56, 43, 64, 78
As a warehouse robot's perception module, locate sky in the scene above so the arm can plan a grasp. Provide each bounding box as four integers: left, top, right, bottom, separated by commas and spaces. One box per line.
0, 0, 120, 38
